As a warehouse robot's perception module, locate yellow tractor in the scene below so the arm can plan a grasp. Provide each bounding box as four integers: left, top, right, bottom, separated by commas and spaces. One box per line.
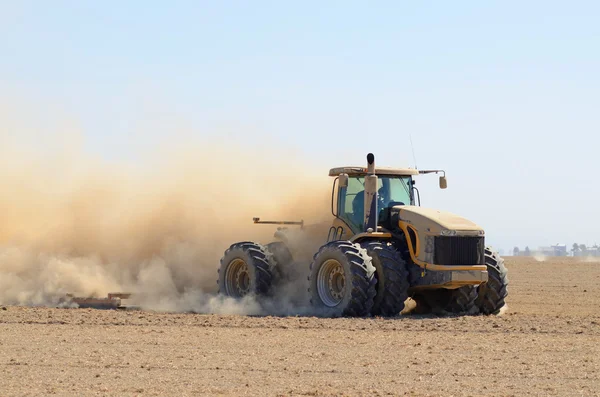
218, 153, 508, 317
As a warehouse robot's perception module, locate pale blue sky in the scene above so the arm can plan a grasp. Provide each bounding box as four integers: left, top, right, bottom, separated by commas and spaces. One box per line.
1, 1, 599, 252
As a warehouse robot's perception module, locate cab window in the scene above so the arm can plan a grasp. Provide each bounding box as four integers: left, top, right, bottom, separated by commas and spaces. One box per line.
337, 176, 412, 232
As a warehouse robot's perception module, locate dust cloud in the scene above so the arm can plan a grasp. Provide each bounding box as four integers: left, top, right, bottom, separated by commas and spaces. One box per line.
0, 126, 332, 314
581, 256, 600, 264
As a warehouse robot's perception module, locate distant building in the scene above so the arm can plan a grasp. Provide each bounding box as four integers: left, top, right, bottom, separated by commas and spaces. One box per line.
589, 246, 600, 256
541, 244, 567, 257
513, 243, 598, 257
518, 244, 567, 257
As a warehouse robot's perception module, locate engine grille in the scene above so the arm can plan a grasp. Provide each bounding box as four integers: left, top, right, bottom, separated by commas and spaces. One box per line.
434, 236, 485, 265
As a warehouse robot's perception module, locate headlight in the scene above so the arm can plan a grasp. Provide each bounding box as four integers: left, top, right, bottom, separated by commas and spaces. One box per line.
440, 229, 457, 236
423, 235, 434, 263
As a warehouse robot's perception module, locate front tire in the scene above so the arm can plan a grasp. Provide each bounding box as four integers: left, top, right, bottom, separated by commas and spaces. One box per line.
308, 241, 376, 317
444, 286, 478, 314
414, 286, 478, 315
218, 242, 273, 298
476, 247, 508, 314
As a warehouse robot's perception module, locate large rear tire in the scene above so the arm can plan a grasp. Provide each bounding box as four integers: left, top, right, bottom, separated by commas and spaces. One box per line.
362, 242, 409, 317
476, 247, 508, 314
218, 242, 273, 298
308, 241, 376, 317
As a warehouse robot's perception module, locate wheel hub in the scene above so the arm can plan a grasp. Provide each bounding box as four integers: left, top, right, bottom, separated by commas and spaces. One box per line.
317, 259, 346, 307
225, 259, 251, 297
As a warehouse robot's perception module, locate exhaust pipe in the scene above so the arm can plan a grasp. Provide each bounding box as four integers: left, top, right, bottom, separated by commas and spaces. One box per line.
364, 153, 378, 232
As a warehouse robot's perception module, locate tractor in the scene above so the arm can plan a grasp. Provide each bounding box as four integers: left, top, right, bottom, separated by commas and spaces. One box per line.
217, 153, 508, 317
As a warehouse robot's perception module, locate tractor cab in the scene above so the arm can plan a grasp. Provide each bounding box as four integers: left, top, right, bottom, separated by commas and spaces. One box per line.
330, 168, 416, 233
335, 170, 415, 233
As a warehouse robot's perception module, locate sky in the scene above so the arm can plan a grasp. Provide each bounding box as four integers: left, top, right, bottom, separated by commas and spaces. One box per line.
1, 1, 599, 253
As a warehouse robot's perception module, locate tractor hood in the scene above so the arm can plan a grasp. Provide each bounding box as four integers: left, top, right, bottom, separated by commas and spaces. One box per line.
396, 206, 483, 235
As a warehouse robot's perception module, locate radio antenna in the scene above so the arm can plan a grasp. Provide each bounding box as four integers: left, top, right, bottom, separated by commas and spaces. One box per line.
409, 133, 418, 169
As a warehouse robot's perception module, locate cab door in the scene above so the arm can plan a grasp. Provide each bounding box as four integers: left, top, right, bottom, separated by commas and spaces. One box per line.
330, 176, 364, 240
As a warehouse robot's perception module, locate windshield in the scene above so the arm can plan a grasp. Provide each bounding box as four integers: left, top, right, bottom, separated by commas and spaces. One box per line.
378, 176, 413, 207
339, 175, 413, 231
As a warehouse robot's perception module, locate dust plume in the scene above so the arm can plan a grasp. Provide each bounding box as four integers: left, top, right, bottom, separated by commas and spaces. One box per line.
581, 256, 600, 264
0, 127, 332, 315
496, 303, 509, 316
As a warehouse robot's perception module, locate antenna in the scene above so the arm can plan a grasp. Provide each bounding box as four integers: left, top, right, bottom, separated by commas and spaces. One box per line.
409, 133, 418, 169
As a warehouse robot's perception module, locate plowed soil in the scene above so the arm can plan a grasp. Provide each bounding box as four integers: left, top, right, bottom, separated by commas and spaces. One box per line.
1, 257, 599, 396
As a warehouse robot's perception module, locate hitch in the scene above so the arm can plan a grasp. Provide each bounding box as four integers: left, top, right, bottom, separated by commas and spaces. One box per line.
253, 217, 304, 228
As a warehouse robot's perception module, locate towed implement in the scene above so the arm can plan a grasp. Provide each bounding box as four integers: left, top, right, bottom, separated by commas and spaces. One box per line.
218, 153, 508, 317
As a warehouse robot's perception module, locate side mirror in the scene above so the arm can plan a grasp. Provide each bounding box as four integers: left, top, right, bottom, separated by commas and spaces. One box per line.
338, 173, 348, 188
439, 176, 447, 189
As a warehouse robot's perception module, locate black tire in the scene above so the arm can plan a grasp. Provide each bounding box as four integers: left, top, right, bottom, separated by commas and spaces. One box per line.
265, 242, 293, 281
444, 286, 478, 314
362, 242, 409, 317
476, 247, 508, 315
218, 242, 273, 298
266, 242, 293, 267
415, 286, 478, 315
308, 241, 376, 317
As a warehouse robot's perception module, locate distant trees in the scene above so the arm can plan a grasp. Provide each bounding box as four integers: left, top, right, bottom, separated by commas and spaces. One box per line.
524, 246, 530, 256
570, 243, 600, 256
573, 243, 588, 255
513, 247, 520, 256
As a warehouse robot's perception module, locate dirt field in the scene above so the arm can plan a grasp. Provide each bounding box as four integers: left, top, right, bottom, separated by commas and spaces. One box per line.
1, 257, 599, 396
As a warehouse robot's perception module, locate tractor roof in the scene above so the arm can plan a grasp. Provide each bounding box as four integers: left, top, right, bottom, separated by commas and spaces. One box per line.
328, 166, 419, 177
